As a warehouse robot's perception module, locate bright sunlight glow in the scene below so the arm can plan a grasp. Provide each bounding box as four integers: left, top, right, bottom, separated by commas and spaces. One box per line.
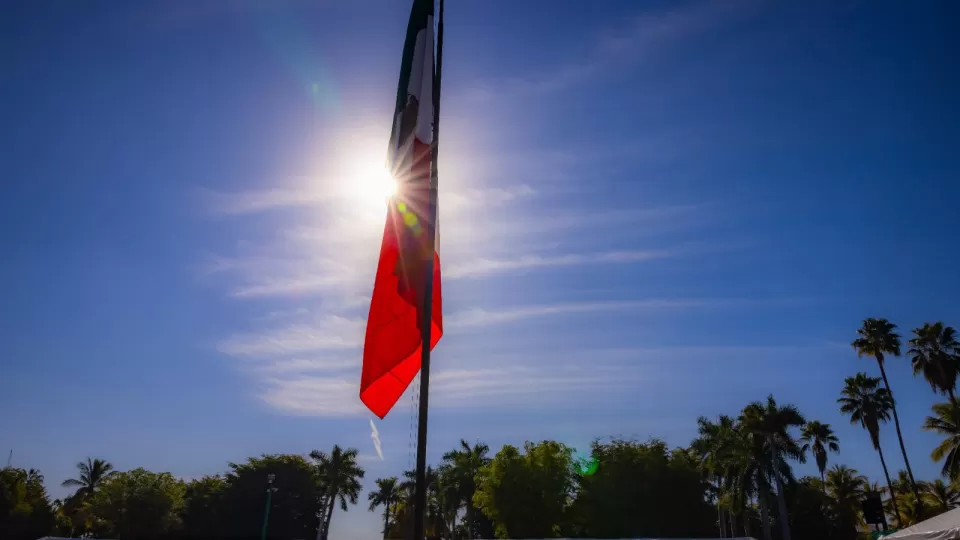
344, 161, 397, 218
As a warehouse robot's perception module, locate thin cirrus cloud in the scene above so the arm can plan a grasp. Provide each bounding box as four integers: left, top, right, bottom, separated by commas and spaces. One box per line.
216, 298, 744, 360
446, 299, 714, 328
443, 249, 674, 279
224, 247, 680, 299
462, 0, 759, 101
201, 204, 715, 299
247, 340, 844, 417
199, 182, 537, 218
258, 363, 646, 417
199, 187, 333, 216
217, 315, 365, 357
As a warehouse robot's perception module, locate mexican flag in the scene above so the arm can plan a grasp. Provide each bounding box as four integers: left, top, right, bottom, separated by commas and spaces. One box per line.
360, 0, 442, 419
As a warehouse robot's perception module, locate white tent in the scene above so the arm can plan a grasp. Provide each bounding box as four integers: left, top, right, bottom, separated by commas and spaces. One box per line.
882, 507, 960, 539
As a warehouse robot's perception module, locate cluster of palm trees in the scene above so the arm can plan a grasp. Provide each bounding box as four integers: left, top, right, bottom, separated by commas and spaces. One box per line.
38, 317, 960, 540
691, 318, 960, 540
846, 318, 960, 525
692, 396, 809, 540
368, 440, 491, 539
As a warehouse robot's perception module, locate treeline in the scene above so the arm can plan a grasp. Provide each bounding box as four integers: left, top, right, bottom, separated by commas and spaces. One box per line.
3, 317, 960, 540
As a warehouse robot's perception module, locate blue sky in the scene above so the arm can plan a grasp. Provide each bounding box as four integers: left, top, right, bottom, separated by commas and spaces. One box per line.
2, 0, 958, 538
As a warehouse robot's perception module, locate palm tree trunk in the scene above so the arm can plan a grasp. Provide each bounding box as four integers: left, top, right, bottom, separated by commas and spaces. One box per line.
718, 504, 725, 538
877, 444, 901, 528
316, 493, 329, 540
820, 469, 826, 494
744, 508, 751, 539
382, 507, 390, 540
716, 479, 725, 538
760, 486, 772, 540
322, 493, 336, 540
728, 507, 736, 538
466, 504, 473, 539
774, 469, 792, 540
876, 357, 925, 519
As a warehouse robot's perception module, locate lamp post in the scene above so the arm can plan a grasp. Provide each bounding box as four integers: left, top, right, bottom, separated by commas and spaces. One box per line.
261, 473, 278, 540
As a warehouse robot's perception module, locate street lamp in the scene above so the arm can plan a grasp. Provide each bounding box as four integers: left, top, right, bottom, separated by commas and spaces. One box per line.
261, 474, 278, 540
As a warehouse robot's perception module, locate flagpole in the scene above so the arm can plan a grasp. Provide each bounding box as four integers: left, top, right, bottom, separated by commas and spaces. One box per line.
412, 0, 444, 538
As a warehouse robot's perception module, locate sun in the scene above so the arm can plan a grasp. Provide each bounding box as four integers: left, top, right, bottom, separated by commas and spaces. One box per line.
345, 161, 398, 215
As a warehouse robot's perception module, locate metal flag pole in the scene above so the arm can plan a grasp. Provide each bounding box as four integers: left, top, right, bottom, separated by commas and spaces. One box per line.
412, 0, 444, 538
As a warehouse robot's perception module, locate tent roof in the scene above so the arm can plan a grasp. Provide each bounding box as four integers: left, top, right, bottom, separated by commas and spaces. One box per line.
883, 507, 960, 539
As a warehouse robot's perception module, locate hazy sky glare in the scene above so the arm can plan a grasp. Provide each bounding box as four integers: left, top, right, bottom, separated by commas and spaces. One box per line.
2, 1, 959, 539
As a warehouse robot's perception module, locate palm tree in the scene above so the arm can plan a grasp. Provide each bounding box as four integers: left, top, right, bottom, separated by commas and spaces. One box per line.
310, 445, 365, 540
722, 425, 758, 539
61, 457, 114, 497
693, 415, 739, 538
923, 479, 960, 513
923, 397, 960, 481
825, 465, 868, 533
895, 491, 925, 527
799, 421, 840, 489
838, 372, 900, 523
909, 322, 960, 400
433, 464, 461, 537
739, 395, 806, 540
737, 434, 776, 540
825, 465, 867, 507
441, 439, 490, 539
368, 477, 400, 540
394, 465, 446, 536
853, 318, 924, 516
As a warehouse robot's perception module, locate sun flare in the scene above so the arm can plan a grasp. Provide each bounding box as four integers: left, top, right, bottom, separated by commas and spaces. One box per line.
345, 161, 397, 216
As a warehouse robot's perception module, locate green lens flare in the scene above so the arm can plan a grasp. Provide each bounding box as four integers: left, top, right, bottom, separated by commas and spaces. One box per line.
579, 457, 599, 476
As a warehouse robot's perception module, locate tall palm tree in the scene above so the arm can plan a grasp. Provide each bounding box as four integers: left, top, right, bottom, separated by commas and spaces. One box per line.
693, 415, 739, 538
909, 322, 960, 400
61, 457, 115, 497
737, 431, 777, 540
310, 445, 365, 540
923, 479, 960, 513
853, 318, 924, 516
398, 466, 440, 537
441, 439, 490, 539
433, 464, 461, 537
722, 424, 758, 539
368, 477, 400, 540
838, 372, 900, 523
799, 421, 840, 489
739, 395, 806, 540
923, 397, 960, 481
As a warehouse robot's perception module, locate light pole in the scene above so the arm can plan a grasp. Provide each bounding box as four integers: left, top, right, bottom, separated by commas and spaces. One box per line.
261, 473, 278, 540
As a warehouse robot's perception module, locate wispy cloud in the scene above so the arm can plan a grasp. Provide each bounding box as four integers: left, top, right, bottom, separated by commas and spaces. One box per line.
205, 189, 327, 216
447, 299, 718, 328
204, 203, 715, 299
260, 376, 366, 416
257, 362, 646, 417
444, 249, 673, 279
463, 0, 758, 100
253, 357, 359, 373
201, 182, 537, 218
430, 365, 646, 407
217, 298, 734, 362
217, 315, 365, 357
443, 184, 536, 213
